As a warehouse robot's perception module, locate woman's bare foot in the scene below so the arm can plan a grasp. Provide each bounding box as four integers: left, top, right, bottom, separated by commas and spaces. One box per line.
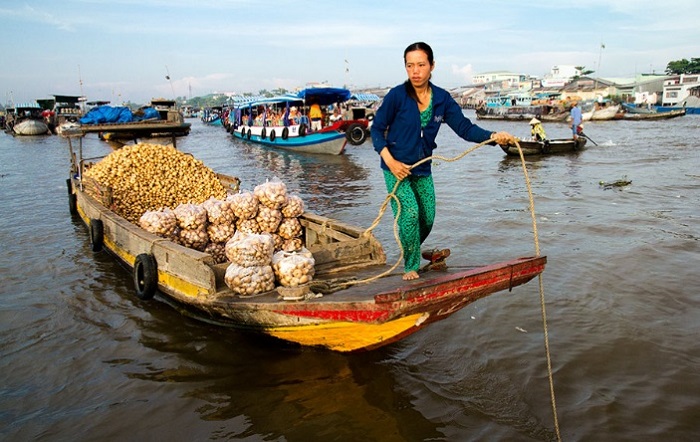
403, 271, 419, 281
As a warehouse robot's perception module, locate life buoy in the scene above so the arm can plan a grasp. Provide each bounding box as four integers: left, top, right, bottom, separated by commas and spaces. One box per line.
247, 129, 252, 140
345, 123, 367, 145
89, 219, 103, 252
269, 129, 276, 141
282, 127, 289, 140
133, 253, 157, 300
261, 128, 266, 139
299, 123, 307, 137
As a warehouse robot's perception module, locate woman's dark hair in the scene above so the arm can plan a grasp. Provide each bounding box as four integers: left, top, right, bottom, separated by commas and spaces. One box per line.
403, 42, 434, 102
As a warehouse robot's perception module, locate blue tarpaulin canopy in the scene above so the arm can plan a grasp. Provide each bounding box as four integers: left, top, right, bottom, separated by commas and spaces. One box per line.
79, 106, 160, 124
350, 93, 380, 102
296, 87, 352, 106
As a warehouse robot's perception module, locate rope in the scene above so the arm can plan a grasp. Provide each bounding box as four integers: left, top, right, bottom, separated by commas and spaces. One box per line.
340, 139, 493, 288
512, 142, 561, 441
341, 137, 562, 440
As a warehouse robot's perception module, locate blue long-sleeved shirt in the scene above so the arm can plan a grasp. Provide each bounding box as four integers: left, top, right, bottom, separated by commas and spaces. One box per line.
371, 81, 494, 175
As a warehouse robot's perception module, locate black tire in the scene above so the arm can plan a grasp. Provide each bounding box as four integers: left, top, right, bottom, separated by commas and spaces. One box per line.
345, 123, 367, 145
69, 193, 77, 216
241, 127, 246, 137
66, 178, 73, 195
269, 129, 276, 141
89, 219, 103, 252
133, 253, 158, 300
246, 129, 252, 140
282, 127, 289, 140
299, 123, 307, 137
261, 128, 266, 139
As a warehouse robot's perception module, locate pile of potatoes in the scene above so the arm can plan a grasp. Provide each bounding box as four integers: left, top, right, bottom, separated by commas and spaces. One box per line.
84, 143, 227, 223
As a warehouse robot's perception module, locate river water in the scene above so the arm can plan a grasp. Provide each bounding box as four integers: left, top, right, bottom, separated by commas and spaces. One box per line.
1, 112, 698, 441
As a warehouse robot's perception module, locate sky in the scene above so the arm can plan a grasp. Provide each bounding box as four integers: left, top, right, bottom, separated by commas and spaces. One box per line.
1, 0, 699, 105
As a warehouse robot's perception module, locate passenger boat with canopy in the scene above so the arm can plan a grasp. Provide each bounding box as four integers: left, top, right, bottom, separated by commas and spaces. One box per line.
231, 87, 370, 155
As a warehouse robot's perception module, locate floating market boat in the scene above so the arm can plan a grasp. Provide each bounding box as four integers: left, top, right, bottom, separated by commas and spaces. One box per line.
502, 137, 587, 156
620, 104, 686, 120
231, 87, 370, 154
65, 137, 546, 352
67, 101, 191, 145
6, 103, 51, 135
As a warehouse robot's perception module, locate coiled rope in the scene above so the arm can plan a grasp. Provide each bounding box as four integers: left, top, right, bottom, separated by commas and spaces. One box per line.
342, 138, 562, 440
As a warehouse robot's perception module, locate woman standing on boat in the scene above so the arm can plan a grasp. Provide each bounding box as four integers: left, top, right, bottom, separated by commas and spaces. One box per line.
370, 41, 516, 281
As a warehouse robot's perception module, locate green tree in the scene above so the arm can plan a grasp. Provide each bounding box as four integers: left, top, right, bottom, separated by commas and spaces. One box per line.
665, 58, 700, 75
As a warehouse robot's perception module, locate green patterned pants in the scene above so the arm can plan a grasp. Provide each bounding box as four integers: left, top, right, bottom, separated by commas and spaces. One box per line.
383, 170, 436, 273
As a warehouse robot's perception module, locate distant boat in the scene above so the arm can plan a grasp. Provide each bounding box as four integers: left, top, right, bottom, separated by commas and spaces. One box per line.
231, 87, 365, 155
6, 104, 51, 136
501, 137, 587, 156
623, 108, 686, 120
583, 104, 621, 121
50, 94, 85, 136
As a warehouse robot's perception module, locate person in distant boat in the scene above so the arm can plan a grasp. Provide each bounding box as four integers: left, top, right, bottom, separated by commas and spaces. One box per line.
529, 118, 547, 141
309, 101, 323, 131
570, 101, 583, 140
370, 41, 517, 281
329, 106, 342, 122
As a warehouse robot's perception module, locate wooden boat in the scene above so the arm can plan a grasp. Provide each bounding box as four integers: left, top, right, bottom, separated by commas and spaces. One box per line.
231, 87, 373, 154
65, 137, 546, 352
581, 104, 621, 121
68, 101, 191, 145
502, 137, 587, 156
6, 104, 51, 135
622, 107, 686, 120
50, 94, 85, 135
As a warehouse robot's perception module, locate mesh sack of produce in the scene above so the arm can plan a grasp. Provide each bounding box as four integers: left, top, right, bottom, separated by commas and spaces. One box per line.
236, 217, 261, 234
270, 232, 284, 251
255, 206, 282, 233
281, 237, 304, 252
178, 227, 209, 251
207, 222, 236, 243
224, 231, 275, 267
173, 203, 208, 230
224, 264, 275, 296
281, 194, 305, 218
253, 178, 287, 210
202, 197, 236, 225
204, 242, 227, 264
277, 217, 302, 239
139, 208, 178, 238
227, 190, 258, 220
271, 250, 315, 287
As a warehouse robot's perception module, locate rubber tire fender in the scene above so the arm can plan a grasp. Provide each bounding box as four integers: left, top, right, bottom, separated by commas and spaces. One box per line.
241, 127, 246, 137
133, 253, 158, 300
299, 123, 307, 137
89, 219, 103, 252
247, 129, 252, 140
269, 129, 276, 141
282, 127, 289, 140
261, 128, 266, 139
67, 178, 77, 216
345, 123, 367, 145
